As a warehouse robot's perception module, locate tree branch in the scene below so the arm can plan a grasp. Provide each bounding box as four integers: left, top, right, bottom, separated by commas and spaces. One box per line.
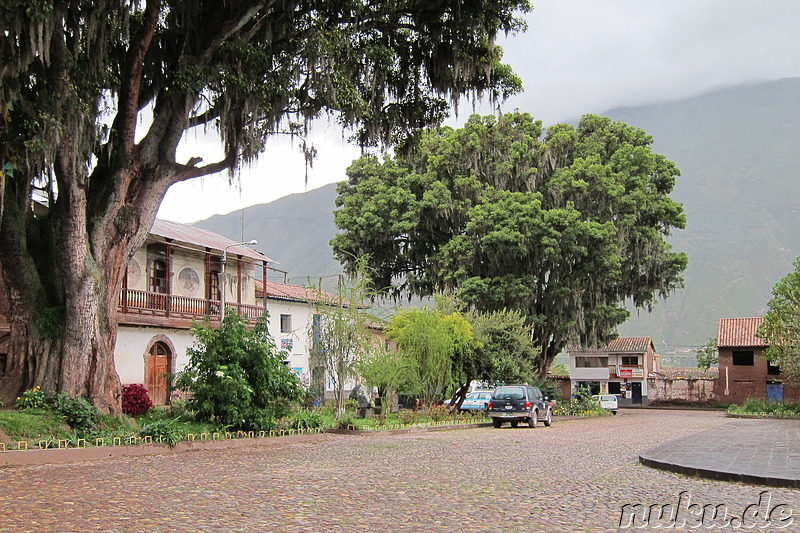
112, 0, 162, 159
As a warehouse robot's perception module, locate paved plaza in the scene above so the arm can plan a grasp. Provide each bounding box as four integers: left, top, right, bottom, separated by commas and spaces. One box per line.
1, 410, 799, 532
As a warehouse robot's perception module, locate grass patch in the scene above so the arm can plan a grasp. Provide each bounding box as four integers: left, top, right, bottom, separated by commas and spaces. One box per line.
0, 409, 69, 441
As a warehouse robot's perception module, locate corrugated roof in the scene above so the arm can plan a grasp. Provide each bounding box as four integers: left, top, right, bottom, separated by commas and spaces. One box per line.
150, 219, 273, 263
717, 317, 767, 348
606, 337, 655, 353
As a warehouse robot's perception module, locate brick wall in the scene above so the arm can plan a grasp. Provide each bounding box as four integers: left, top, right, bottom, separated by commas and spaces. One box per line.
647, 377, 716, 404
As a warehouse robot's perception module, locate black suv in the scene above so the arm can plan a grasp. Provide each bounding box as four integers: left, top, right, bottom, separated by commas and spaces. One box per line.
487, 385, 553, 428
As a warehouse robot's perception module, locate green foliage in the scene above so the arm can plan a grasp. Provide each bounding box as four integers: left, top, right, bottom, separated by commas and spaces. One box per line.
15, 386, 47, 409
333, 112, 687, 376
468, 309, 538, 385
138, 419, 184, 448
175, 313, 303, 431
388, 307, 479, 407
357, 347, 416, 413
727, 398, 800, 417
555, 387, 607, 417
696, 337, 719, 371
50, 392, 100, 434
289, 410, 324, 430
758, 258, 800, 385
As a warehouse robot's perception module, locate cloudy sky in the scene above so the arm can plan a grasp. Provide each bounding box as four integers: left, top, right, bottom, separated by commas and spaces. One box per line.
157, 0, 800, 223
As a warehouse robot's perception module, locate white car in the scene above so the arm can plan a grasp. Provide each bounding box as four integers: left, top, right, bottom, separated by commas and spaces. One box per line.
592, 394, 619, 414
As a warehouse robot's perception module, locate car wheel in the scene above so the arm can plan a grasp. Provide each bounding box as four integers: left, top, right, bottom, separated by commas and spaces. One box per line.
528, 410, 538, 428
510, 421, 518, 428
492, 418, 502, 428
612, 410, 618, 415
543, 409, 552, 427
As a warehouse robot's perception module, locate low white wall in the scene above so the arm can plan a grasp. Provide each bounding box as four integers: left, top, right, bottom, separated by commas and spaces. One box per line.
115, 326, 194, 384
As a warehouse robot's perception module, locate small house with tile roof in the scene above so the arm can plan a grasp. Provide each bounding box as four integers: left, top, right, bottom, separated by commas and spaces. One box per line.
714, 317, 800, 403
568, 337, 660, 405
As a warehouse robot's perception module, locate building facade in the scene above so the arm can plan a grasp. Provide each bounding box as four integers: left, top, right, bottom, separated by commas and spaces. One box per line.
714, 317, 800, 403
568, 337, 660, 405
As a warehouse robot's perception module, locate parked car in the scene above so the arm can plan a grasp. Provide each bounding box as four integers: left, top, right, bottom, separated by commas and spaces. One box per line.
443, 390, 493, 411
487, 385, 554, 428
592, 394, 619, 414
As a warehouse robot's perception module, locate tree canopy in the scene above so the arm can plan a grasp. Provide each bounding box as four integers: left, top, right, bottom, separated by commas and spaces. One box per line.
0, 1, 529, 409
332, 112, 688, 374
758, 259, 800, 384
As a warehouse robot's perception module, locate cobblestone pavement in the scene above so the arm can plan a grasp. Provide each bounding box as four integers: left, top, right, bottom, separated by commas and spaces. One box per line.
1, 410, 798, 532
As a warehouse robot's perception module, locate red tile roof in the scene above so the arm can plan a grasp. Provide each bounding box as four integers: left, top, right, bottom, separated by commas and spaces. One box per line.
256, 280, 344, 305
151, 219, 273, 263
606, 337, 655, 354
717, 317, 767, 348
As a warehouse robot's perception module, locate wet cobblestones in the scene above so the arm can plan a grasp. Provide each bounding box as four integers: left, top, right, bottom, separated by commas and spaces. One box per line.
1, 410, 798, 532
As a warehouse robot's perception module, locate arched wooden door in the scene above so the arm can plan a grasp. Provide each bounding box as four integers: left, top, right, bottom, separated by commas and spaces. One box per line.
146, 341, 171, 405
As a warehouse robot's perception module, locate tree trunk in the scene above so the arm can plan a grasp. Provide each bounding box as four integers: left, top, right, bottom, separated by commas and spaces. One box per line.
0, 155, 167, 413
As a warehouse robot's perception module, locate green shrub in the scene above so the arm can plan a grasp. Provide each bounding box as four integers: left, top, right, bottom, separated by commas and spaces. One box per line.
16, 386, 47, 410
289, 409, 323, 430
139, 419, 184, 448
51, 392, 99, 434
727, 398, 800, 417
175, 313, 303, 431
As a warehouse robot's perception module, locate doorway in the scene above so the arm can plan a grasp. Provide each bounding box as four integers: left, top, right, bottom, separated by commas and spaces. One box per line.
146, 341, 171, 405
630, 382, 643, 404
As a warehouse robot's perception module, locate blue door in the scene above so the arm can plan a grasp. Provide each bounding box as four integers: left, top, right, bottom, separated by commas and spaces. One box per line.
767, 383, 784, 403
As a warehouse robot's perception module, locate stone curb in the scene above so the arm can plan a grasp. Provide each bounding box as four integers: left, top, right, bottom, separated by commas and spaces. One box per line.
638, 455, 800, 489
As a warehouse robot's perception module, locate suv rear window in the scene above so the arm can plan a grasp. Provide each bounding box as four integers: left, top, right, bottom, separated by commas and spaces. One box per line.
493, 387, 525, 400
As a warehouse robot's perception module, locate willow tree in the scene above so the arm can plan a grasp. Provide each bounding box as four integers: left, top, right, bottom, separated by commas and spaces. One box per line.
333, 112, 688, 376
0, 1, 529, 410
387, 307, 478, 408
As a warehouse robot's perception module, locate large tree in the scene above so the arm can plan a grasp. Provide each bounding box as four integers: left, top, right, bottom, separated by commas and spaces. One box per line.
332, 112, 687, 375
758, 258, 800, 384
0, 1, 529, 410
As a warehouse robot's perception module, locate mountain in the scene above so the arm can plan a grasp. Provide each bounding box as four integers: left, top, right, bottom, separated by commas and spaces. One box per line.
194, 78, 800, 353
608, 78, 800, 353
194, 182, 344, 287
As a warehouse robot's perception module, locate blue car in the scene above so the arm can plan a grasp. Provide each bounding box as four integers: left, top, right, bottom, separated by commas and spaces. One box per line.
449, 390, 493, 411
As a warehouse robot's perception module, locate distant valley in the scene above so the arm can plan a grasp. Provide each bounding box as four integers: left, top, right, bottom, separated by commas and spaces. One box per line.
194, 77, 800, 357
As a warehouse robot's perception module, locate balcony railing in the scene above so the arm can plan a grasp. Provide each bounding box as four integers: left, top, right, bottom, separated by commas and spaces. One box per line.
118, 289, 265, 323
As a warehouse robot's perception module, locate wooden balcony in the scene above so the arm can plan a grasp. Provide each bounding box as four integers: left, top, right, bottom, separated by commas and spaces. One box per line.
118, 289, 265, 329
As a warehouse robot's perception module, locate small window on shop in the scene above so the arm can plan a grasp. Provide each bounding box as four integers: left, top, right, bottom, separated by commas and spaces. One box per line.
621, 356, 639, 365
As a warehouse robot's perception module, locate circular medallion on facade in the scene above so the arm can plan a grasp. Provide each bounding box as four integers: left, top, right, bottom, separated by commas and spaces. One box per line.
178, 267, 200, 296
127, 259, 141, 286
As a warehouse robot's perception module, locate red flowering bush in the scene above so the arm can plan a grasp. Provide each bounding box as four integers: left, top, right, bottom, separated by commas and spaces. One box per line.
122, 384, 154, 416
